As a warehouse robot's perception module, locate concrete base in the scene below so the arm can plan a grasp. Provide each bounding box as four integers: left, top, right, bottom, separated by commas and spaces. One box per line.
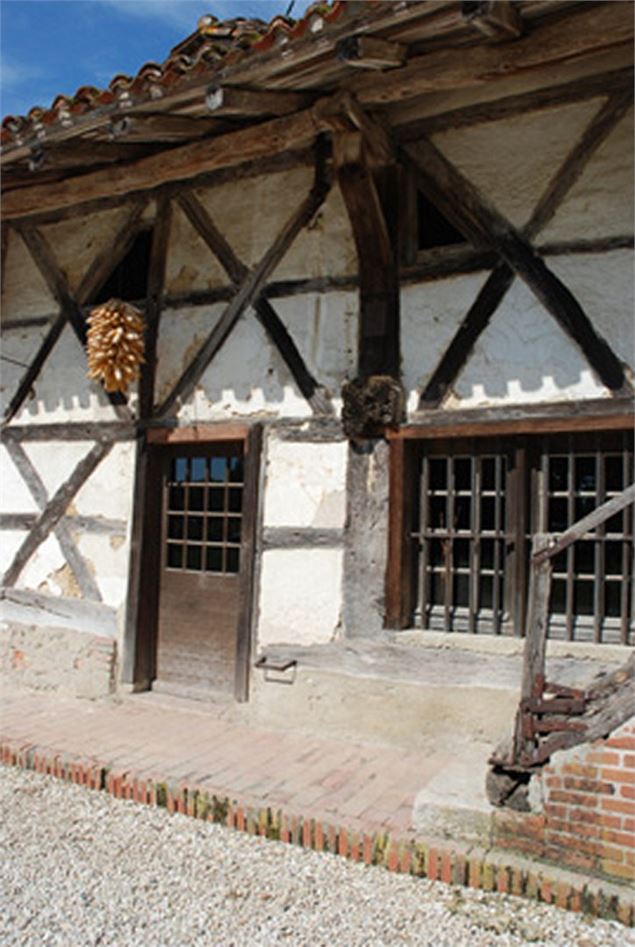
0, 622, 116, 698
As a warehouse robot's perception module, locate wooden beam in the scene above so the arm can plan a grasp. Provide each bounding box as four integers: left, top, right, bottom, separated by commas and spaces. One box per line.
534, 485, 635, 566
392, 399, 635, 440
396, 68, 634, 141
419, 264, 514, 407
336, 35, 407, 71
206, 86, 311, 118
2, 440, 112, 588
234, 424, 262, 703
110, 113, 218, 143
352, 1, 633, 108
4, 204, 148, 424
146, 422, 250, 445
385, 437, 416, 629
462, 1, 524, 43
156, 145, 331, 418
406, 136, 630, 397
2, 437, 102, 601
177, 190, 333, 416
140, 196, 172, 419
335, 134, 399, 379
1, 139, 150, 171
1, 421, 135, 442
1, 108, 321, 221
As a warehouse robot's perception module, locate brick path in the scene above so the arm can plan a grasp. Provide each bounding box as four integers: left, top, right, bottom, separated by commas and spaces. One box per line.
0, 684, 449, 835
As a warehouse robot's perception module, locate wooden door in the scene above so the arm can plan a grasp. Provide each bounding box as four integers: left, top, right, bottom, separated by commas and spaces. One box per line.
154, 441, 246, 697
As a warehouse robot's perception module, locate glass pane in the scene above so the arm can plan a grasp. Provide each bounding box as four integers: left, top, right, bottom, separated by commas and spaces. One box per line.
187, 516, 204, 541
549, 456, 568, 493
550, 578, 566, 614
167, 515, 184, 540
574, 580, 593, 615
208, 488, 224, 512
455, 496, 471, 530
574, 542, 594, 576
454, 573, 469, 607
229, 457, 244, 483
167, 544, 182, 569
430, 496, 447, 530
206, 547, 223, 573
605, 581, 621, 618
430, 538, 445, 567
168, 486, 185, 511
454, 457, 471, 491
548, 497, 569, 532
480, 575, 493, 610
429, 458, 447, 491
227, 518, 242, 544
454, 538, 470, 569
207, 517, 224, 542
228, 488, 242, 514
481, 539, 494, 570
186, 546, 202, 571
191, 457, 207, 482
481, 457, 496, 491
210, 457, 227, 484
481, 497, 495, 531
574, 456, 596, 493
172, 458, 188, 482
226, 548, 240, 573
189, 487, 204, 512
605, 541, 623, 575
605, 455, 624, 493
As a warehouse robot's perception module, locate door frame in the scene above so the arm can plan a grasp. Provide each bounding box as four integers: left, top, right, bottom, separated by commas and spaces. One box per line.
122, 423, 262, 701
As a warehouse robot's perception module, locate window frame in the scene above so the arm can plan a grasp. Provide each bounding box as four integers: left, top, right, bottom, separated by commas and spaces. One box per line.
386, 411, 634, 645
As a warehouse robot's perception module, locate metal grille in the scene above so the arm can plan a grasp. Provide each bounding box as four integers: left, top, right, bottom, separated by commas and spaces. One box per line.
164, 453, 243, 575
415, 451, 509, 633
543, 440, 633, 644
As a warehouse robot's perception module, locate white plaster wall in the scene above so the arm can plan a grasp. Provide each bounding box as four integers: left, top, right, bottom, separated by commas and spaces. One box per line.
5, 325, 128, 424
432, 99, 601, 230
155, 305, 311, 421
73, 441, 135, 521
1, 230, 56, 320
164, 203, 227, 295
273, 291, 358, 409
0, 530, 26, 574
23, 441, 94, 499
452, 277, 609, 407
17, 533, 67, 596
0, 445, 39, 513
548, 251, 634, 372
257, 548, 343, 647
401, 273, 490, 415
42, 205, 133, 295
197, 169, 356, 281
541, 108, 634, 244
263, 436, 347, 529
75, 533, 129, 609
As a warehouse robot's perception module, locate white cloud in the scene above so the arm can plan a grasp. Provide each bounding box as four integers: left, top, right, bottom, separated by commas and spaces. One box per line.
99, 1, 285, 32
0, 56, 41, 90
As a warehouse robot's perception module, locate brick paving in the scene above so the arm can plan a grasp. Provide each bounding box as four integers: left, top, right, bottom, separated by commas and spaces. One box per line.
0, 684, 445, 835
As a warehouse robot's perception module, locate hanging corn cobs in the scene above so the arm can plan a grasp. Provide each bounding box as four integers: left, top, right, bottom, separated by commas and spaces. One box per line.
86, 299, 145, 393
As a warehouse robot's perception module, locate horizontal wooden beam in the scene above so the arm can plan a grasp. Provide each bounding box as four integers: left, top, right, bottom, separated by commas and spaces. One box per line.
262, 527, 344, 549
1, 107, 321, 220
110, 113, 218, 142
206, 86, 311, 118
392, 399, 635, 440
352, 2, 633, 108
1, 422, 135, 442
336, 35, 407, 71
146, 423, 250, 444
462, 1, 524, 43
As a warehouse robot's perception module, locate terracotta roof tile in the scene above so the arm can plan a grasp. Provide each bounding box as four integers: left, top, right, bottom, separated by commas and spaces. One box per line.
1, 1, 383, 152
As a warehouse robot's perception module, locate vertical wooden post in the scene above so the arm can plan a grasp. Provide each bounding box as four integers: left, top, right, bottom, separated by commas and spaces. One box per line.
234, 424, 262, 702
385, 437, 415, 628
514, 532, 553, 761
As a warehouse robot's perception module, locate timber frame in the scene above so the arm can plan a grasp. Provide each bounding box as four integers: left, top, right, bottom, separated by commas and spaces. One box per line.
1, 0, 633, 691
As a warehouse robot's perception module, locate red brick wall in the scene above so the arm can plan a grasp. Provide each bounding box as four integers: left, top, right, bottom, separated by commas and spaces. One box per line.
493, 717, 635, 885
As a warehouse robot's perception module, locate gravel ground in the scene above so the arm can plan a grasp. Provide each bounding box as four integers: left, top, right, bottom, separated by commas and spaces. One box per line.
0, 765, 632, 947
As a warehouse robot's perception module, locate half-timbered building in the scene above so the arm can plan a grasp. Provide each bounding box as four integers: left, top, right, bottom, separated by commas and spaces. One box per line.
1, 1, 634, 861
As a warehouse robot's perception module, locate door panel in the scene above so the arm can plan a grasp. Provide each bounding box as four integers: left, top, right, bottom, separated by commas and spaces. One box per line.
154, 442, 244, 696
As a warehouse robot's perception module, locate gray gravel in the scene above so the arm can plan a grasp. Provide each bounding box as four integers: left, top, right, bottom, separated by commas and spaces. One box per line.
0, 765, 632, 947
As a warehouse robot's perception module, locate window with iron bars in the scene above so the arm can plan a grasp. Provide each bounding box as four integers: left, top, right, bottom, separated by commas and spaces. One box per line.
410, 431, 634, 644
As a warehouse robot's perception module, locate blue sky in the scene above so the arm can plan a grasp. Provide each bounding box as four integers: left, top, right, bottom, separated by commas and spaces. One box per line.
1, 0, 313, 119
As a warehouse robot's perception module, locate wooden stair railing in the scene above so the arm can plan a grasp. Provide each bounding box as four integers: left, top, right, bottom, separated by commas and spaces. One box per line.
507, 483, 635, 770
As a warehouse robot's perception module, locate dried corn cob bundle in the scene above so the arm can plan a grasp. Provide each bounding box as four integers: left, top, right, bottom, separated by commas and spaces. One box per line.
86, 298, 145, 393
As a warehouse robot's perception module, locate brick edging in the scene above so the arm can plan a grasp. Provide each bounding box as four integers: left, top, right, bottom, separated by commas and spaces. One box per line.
1, 740, 632, 927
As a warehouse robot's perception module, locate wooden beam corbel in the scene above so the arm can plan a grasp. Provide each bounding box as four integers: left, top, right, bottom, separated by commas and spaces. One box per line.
206, 86, 311, 118
336, 35, 407, 71
462, 1, 523, 42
